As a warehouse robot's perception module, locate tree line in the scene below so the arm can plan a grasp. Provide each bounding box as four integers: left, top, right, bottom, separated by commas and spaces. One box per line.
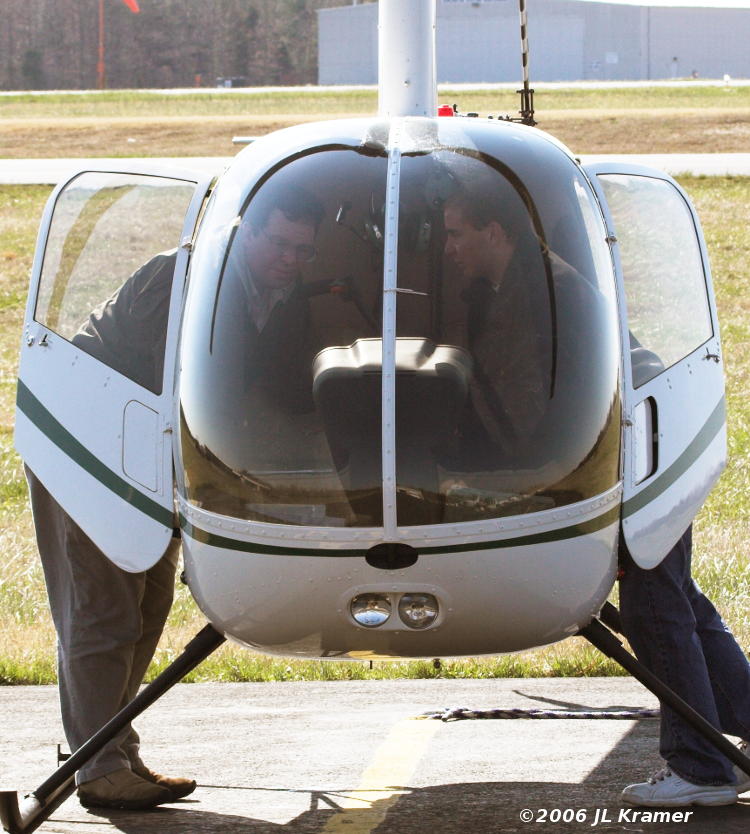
0, 0, 374, 91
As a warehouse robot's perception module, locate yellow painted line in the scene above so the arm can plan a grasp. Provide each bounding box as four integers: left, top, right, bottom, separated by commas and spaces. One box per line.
347, 651, 395, 660
320, 717, 441, 834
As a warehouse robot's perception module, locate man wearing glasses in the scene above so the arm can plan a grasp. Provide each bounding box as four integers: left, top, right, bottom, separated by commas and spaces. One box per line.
219, 186, 325, 416
233, 188, 320, 331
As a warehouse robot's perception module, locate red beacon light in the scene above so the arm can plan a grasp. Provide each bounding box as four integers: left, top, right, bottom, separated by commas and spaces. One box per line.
437, 104, 455, 117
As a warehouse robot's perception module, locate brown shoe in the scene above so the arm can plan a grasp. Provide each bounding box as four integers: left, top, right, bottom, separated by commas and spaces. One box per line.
131, 761, 197, 800
78, 768, 174, 810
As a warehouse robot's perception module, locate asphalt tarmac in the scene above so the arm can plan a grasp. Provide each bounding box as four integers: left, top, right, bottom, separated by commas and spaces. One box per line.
1, 678, 748, 834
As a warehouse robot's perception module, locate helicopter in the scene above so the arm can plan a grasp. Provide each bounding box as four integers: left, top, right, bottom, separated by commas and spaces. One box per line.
3, 1, 749, 831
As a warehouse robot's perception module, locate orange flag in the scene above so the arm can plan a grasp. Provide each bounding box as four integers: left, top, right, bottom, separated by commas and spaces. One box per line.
120, 0, 140, 12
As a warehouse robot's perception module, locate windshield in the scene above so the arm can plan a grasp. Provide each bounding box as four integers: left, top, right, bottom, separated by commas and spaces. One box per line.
179, 119, 621, 528
180, 143, 388, 526
391, 121, 621, 524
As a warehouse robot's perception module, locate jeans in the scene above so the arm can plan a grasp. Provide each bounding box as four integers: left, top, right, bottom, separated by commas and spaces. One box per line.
619, 525, 750, 785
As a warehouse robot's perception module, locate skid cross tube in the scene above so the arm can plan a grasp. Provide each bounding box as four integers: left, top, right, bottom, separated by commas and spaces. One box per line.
580, 615, 750, 780
0, 624, 225, 834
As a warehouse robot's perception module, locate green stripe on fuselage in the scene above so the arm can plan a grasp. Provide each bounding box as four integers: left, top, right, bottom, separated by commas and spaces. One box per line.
622, 396, 725, 519
19, 379, 722, 550
16, 378, 174, 528
179, 503, 620, 558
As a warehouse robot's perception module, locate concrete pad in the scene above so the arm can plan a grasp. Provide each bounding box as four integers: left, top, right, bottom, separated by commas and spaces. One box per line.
0, 158, 229, 185
2, 80, 750, 98
580, 153, 750, 176
1, 679, 748, 833
1, 154, 750, 186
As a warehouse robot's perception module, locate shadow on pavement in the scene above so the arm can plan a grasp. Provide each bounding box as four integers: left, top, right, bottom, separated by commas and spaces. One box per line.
79, 783, 750, 834
40, 688, 749, 833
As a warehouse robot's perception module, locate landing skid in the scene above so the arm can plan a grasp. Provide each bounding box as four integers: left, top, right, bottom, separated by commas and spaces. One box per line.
0, 625, 225, 834
579, 603, 750, 778
2, 610, 749, 833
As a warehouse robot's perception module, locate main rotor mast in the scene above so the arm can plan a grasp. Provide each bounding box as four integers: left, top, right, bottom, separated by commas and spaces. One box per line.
378, 0, 437, 118
377, 0, 535, 125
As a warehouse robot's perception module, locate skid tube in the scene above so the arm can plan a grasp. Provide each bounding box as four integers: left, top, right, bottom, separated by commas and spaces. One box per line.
580, 608, 750, 780
0, 624, 225, 834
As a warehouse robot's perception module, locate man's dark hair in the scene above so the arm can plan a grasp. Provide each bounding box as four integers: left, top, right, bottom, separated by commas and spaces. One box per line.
246, 184, 325, 233
445, 176, 530, 243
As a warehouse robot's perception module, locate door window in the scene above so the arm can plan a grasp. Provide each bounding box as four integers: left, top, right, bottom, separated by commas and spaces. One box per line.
597, 174, 713, 387
35, 172, 195, 393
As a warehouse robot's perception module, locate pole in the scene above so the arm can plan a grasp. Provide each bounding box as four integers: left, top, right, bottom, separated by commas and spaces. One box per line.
0, 625, 226, 834
97, 0, 105, 90
517, 0, 535, 125
580, 617, 750, 780
378, 0, 437, 118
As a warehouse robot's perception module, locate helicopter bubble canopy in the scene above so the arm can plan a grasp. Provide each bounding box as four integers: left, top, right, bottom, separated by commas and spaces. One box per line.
177, 117, 621, 534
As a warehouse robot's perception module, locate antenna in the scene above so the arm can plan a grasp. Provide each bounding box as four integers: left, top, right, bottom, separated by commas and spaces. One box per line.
517, 0, 536, 125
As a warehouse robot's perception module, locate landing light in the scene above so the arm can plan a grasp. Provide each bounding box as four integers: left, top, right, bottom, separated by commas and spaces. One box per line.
398, 593, 439, 629
351, 594, 392, 628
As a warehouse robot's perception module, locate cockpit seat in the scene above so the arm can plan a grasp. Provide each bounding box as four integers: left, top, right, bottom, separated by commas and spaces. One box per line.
630, 345, 665, 389
312, 338, 473, 515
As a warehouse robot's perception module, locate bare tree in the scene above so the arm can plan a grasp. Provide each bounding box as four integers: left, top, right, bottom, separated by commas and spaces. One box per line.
0, 0, 373, 90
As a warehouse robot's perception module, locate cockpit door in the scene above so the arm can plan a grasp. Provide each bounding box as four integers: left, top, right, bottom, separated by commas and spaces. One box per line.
15, 165, 214, 571
586, 163, 725, 568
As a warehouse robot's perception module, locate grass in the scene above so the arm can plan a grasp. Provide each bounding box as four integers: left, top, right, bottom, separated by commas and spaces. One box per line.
1, 84, 749, 118
138, 640, 627, 686
0, 93, 748, 683
1, 84, 749, 157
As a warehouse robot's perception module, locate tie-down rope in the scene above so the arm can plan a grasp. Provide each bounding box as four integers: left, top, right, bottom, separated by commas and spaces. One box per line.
420, 706, 660, 722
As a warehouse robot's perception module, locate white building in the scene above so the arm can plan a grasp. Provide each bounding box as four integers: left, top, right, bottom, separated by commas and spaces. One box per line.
317, 0, 750, 84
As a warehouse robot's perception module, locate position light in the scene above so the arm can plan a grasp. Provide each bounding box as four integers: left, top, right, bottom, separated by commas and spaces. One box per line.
398, 593, 439, 630
351, 594, 392, 628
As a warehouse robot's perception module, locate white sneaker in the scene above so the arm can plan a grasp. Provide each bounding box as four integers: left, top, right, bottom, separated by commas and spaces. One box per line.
734, 740, 750, 794
621, 767, 737, 807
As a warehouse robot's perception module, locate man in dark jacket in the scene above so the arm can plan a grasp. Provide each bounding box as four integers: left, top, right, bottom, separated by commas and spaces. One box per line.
26, 186, 324, 810
25, 246, 191, 811
217, 187, 322, 416
442, 185, 553, 465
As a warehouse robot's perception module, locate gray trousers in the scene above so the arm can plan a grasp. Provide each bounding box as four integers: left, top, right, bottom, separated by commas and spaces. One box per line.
25, 467, 178, 784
